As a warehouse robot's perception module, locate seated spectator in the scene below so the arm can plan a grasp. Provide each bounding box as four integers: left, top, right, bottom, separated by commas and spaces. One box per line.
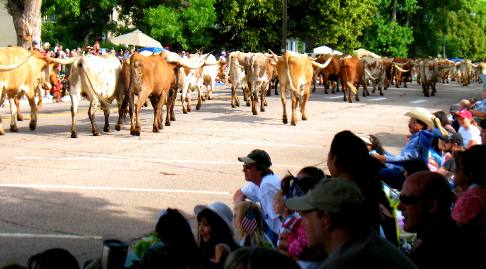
372, 108, 447, 168
480, 118, 486, 144
138, 208, 201, 269
398, 171, 481, 269
456, 110, 482, 148
233, 201, 272, 248
285, 178, 416, 269
436, 132, 464, 183
195, 202, 239, 268
330, 130, 399, 245
452, 145, 486, 242
470, 89, 486, 121
233, 149, 281, 246
224, 247, 300, 269
278, 167, 326, 269
434, 110, 456, 134
27, 248, 79, 269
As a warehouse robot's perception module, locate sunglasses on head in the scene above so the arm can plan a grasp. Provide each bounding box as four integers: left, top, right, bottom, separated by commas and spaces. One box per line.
399, 193, 423, 205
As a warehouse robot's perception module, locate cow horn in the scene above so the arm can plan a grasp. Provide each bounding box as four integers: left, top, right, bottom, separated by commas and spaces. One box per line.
311, 56, 332, 69
364, 68, 377, 80
0, 52, 34, 71
394, 61, 411, 66
393, 64, 410, 73
165, 52, 181, 63
48, 56, 78, 65
178, 57, 205, 69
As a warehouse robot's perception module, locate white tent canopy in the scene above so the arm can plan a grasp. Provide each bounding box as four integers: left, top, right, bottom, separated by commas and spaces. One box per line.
313, 45, 343, 55
110, 29, 162, 48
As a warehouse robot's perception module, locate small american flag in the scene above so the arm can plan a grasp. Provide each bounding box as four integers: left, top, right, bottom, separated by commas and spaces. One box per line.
241, 208, 258, 235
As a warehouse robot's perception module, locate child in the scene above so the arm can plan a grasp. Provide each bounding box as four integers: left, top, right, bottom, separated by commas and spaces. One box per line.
233, 201, 272, 248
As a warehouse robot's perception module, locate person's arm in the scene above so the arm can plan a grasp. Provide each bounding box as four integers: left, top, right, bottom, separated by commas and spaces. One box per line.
371, 153, 387, 163
233, 189, 247, 203
470, 109, 486, 119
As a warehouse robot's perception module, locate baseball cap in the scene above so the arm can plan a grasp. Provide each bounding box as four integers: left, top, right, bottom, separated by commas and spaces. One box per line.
449, 104, 461, 114
284, 178, 364, 213
238, 149, 272, 168
456, 109, 472, 119
444, 132, 464, 146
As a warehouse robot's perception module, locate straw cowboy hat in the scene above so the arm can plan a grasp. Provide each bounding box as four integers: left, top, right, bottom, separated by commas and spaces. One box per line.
404, 107, 436, 130
404, 107, 448, 136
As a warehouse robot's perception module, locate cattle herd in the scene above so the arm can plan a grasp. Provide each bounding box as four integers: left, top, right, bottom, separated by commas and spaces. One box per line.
1, 46, 486, 137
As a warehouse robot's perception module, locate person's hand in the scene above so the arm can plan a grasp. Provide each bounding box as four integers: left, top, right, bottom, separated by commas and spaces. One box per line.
212, 243, 231, 263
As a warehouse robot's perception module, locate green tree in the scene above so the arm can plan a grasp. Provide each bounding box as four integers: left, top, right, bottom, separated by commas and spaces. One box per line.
411, 0, 486, 59
215, 0, 281, 52
42, 0, 119, 47
144, 0, 217, 50
287, 0, 377, 53
362, 0, 417, 57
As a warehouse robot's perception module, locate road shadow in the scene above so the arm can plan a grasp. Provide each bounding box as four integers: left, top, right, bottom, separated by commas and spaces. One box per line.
0, 186, 164, 266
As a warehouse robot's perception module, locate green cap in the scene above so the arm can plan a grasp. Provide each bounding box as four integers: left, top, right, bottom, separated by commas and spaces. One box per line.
285, 178, 363, 212
238, 149, 272, 168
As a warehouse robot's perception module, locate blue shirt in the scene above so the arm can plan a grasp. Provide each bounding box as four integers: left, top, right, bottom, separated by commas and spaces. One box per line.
385, 129, 440, 164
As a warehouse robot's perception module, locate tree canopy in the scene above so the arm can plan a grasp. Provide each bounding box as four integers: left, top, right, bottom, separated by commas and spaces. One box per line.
38, 0, 486, 60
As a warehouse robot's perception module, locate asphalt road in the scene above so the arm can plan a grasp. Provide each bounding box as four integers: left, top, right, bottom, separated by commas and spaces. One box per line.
0, 81, 482, 266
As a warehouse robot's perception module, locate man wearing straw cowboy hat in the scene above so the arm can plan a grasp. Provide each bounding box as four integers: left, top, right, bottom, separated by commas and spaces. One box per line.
371, 108, 448, 187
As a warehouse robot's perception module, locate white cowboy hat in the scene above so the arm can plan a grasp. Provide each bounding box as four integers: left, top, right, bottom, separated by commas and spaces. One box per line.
404, 107, 435, 130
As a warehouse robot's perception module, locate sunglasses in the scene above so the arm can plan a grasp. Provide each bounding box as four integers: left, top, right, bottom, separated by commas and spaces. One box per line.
399, 193, 423, 205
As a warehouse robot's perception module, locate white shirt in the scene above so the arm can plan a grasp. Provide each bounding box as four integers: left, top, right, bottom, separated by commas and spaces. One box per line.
240, 173, 282, 234
459, 125, 482, 146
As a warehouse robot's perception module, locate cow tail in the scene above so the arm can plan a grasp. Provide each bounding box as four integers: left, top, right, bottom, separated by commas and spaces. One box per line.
80, 58, 111, 107
343, 63, 357, 95
284, 52, 301, 102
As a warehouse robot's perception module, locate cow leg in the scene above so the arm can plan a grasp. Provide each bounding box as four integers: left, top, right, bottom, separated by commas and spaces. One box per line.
88, 100, 100, 136
290, 93, 298, 126
169, 87, 177, 122
153, 94, 165, 133
101, 103, 110, 133
260, 87, 266, 112
342, 82, 347, 102
187, 90, 192, 112
251, 90, 258, 115
8, 98, 18, 132
70, 92, 81, 138
115, 96, 128, 131
274, 79, 279, 95
14, 95, 23, 121
231, 85, 237, 108
301, 88, 310, 121
131, 90, 150, 136
181, 86, 188, 114
280, 85, 288, 124
149, 95, 162, 130
196, 86, 202, 110
431, 83, 437, 96
244, 86, 250, 106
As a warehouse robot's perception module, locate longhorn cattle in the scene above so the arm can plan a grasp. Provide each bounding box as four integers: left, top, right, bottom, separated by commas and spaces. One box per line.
456, 59, 473, 86
361, 56, 387, 96
125, 51, 204, 136
69, 54, 122, 138
417, 59, 440, 97
244, 53, 273, 115
339, 56, 364, 102
178, 54, 206, 113
227, 51, 249, 108
0, 47, 74, 135
437, 59, 455, 83
270, 51, 331, 125
201, 54, 219, 100
313, 54, 341, 94
392, 58, 413, 88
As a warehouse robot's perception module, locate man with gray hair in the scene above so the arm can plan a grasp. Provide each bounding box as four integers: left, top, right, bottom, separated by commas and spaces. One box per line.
285, 178, 417, 269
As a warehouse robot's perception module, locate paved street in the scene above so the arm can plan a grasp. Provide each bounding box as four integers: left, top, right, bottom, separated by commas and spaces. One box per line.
0, 81, 482, 265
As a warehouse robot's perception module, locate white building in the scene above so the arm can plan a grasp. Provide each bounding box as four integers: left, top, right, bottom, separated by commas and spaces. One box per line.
0, 0, 17, 47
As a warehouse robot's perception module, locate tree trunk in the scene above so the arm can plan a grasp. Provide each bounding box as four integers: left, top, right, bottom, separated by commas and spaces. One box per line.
391, 0, 397, 21
6, 0, 43, 49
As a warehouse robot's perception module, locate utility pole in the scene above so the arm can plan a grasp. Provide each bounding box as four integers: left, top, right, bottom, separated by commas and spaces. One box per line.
282, 0, 287, 52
